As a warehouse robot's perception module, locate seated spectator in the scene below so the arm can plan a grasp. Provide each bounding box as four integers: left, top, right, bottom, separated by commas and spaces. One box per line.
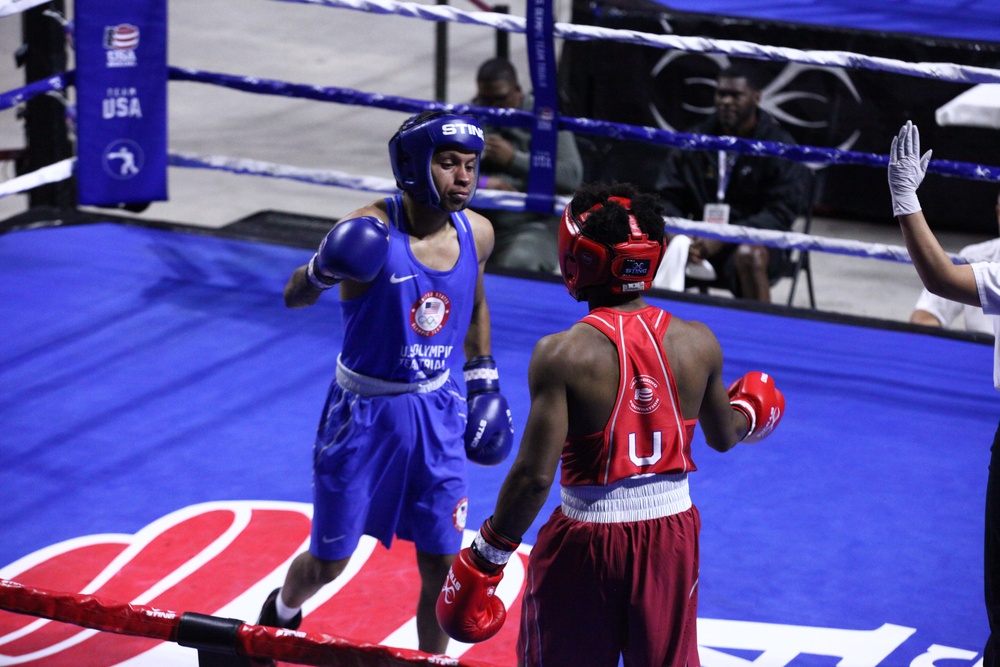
910, 190, 1000, 335
473, 57, 583, 273
653, 62, 809, 302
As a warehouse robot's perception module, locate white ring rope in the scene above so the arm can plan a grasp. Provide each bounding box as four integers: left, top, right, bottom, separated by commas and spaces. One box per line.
0, 0, 51, 17
0, 158, 74, 199
272, 0, 1000, 85
4, 155, 956, 266
169, 152, 401, 196
166, 151, 564, 213
662, 218, 926, 264
0, 1, 977, 271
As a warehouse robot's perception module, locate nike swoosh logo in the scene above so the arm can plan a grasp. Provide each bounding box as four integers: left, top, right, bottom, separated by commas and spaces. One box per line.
322, 534, 346, 544
390, 273, 417, 284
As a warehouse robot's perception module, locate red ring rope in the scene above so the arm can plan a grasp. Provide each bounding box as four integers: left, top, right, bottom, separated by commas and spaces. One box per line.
0, 578, 501, 667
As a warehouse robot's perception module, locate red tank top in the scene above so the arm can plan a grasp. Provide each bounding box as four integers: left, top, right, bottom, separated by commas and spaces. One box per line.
560, 306, 698, 487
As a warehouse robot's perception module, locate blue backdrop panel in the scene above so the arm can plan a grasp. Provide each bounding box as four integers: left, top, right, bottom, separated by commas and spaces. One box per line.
649, 0, 1000, 43
0, 223, 994, 663
75, 0, 168, 205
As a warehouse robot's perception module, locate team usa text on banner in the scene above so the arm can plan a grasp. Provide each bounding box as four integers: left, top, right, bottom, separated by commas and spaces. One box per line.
75, 0, 168, 206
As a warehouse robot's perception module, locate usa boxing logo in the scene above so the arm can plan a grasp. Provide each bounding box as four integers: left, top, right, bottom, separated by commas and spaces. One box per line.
103, 24, 140, 68
410, 291, 451, 337
628, 374, 661, 414
0, 501, 528, 666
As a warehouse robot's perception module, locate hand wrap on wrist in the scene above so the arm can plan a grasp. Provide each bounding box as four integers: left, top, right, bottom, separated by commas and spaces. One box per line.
470, 517, 520, 574
306, 254, 340, 290
464, 355, 500, 395
729, 399, 757, 438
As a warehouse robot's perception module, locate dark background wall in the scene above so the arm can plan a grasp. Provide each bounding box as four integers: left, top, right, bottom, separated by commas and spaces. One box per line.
559, 0, 1000, 234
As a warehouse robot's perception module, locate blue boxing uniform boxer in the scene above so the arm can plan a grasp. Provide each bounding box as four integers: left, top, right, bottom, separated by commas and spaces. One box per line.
255, 110, 514, 658
311, 193, 479, 561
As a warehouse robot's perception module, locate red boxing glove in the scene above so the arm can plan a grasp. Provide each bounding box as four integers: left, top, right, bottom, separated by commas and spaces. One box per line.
728, 371, 784, 443
436, 519, 519, 643
436, 548, 506, 643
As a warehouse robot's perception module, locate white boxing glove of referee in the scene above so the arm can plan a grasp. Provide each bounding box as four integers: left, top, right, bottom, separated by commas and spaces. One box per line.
888, 120, 933, 217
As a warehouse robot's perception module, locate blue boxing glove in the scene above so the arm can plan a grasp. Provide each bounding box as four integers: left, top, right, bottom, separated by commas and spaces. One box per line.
464, 356, 514, 466
306, 216, 390, 289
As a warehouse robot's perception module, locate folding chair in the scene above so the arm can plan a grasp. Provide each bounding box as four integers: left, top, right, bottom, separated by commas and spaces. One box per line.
683, 167, 819, 308
783, 167, 820, 308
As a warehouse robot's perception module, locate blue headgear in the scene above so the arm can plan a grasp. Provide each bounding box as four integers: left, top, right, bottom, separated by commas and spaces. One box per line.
388, 111, 485, 211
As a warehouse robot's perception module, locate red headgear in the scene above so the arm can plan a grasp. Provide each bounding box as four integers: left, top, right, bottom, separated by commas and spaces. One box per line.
558, 196, 666, 301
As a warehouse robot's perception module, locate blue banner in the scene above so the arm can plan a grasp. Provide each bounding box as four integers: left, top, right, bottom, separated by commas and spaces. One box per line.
75, 0, 168, 206
524, 0, 558, 214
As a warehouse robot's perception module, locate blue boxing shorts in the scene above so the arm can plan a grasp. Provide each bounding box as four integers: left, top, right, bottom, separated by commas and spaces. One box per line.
309, 374, 469, 562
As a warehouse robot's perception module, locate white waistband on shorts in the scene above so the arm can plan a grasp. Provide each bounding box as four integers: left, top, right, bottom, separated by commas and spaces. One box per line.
336, 355, 450, 396
560, 474, 691, 523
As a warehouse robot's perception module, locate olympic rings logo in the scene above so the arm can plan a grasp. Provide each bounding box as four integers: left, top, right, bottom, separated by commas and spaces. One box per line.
409, 290, 451, 337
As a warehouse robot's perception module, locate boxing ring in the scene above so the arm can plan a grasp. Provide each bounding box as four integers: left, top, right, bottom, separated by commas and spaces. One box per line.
1, 221, 995, 667
2, 1, 1000, 666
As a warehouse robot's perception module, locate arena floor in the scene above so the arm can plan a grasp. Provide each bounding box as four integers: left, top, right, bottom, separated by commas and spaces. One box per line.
0, 221, 994, 667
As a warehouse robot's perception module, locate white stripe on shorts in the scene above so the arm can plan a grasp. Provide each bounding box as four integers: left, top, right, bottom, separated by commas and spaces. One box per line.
336, 355, 450, 396
560, 474, 691, 523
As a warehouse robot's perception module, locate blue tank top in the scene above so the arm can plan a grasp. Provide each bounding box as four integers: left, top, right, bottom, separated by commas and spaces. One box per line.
338, 196, 479, 383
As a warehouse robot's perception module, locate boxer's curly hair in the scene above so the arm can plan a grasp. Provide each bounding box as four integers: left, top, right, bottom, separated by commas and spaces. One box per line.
569, 181, 665, 246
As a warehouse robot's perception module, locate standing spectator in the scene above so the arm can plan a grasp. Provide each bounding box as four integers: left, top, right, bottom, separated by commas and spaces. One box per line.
436, 181, 785, 666
655, 62, 808, 302
473, 57, 584, 273
910, 190, 1000, 335
889, 120, 1000, 667
254, 110, 514, 661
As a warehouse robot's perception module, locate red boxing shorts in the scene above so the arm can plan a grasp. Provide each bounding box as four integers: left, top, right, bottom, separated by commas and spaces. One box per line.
517, 505, 701, 667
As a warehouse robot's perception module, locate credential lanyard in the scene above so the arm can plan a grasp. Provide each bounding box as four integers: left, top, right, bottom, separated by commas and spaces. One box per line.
717, 150, 734, 202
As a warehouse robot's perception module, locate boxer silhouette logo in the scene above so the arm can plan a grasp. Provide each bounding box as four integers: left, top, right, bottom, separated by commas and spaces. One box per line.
102, 139, 144, 179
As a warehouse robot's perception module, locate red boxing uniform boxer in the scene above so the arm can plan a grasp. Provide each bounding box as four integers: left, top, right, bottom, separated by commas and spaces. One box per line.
436, 182, 784, 666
